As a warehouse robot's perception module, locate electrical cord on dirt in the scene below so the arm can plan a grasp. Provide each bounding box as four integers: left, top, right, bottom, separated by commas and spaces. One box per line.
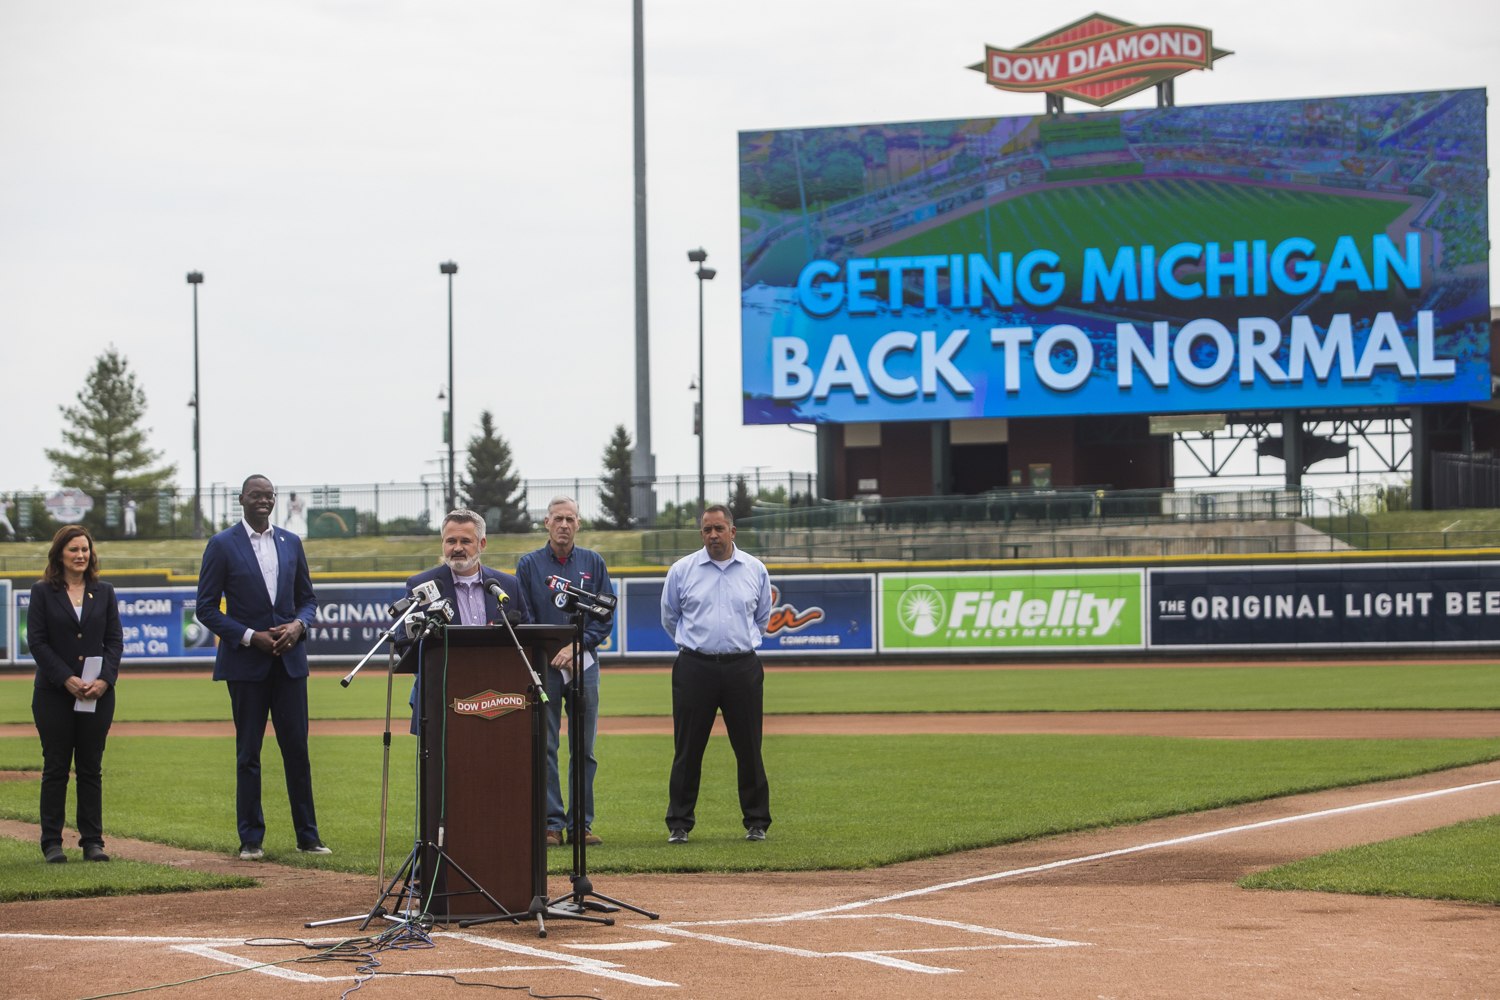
252, 924, 603, 1000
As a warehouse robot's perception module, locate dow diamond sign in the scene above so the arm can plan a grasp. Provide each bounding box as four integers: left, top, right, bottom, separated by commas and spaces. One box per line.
452, 690, 527, 719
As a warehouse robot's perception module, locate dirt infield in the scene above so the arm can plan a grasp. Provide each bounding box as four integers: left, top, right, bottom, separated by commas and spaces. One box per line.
2, 762, 1497, 999
2, 710, 1498, 741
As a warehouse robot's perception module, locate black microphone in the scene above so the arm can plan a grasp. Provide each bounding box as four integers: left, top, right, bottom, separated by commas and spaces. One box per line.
546, 575, 617, 611
485, 580, 511, 607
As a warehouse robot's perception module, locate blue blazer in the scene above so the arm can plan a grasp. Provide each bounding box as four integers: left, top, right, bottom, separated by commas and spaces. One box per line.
196, 523, 318, 682
404, 563, 532, 733
27, 580, 124, 691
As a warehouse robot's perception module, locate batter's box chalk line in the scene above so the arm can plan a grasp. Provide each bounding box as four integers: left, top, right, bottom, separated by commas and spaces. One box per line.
0, 931, 679, 989
639, 913, 1089, 975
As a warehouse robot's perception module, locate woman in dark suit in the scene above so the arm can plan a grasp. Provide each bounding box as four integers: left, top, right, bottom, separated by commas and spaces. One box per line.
28, 524, 122, 863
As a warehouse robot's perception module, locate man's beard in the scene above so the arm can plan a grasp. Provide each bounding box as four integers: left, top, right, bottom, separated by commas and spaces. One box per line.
445, 552, 482, 575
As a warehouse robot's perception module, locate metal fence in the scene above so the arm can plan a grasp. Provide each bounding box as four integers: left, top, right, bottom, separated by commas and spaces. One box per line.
1433, 451, 1500, 510
0, 471, 818, 543
737, 487, 1310, 533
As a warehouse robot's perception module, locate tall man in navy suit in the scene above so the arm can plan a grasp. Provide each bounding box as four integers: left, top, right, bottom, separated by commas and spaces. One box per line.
196, 475, 326, 861
403, 509, 531, 734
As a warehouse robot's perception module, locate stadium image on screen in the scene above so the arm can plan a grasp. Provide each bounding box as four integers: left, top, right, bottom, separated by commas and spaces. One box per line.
740, 89, 1489, 424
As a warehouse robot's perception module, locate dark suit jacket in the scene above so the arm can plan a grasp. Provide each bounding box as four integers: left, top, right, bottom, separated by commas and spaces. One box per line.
403, 563, 532, 627
404, 563, 532, 733
196, 523, 318, 682
27, 580, 124, 691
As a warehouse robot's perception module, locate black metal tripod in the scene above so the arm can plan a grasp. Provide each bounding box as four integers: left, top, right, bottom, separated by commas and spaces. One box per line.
548, 608, 659, 921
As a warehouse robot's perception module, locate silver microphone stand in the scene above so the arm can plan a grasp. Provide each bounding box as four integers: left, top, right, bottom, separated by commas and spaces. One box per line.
305, 598, 430, 929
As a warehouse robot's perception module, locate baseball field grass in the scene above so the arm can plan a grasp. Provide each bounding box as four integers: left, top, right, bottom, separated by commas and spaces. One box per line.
1238, 813, 1500, 905
1, 734, 1497, 878
883, 178, 1408, 282
0, 835, 256, 902
3, 662, 1497, 724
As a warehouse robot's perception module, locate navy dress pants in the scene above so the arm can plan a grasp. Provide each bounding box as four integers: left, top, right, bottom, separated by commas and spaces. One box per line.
666, 650, 771, 832
32, 685, 115, 850
227, 658, 319, 846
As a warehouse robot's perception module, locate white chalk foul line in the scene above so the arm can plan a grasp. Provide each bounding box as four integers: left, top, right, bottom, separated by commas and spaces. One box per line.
776, 776, 1500, 920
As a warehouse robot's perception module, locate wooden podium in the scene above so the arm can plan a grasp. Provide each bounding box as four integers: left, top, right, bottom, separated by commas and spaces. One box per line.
416, 624, 572, 920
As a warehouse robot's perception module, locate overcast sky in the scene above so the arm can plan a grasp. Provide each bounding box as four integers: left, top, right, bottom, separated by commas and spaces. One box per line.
1, 0, 1494, 494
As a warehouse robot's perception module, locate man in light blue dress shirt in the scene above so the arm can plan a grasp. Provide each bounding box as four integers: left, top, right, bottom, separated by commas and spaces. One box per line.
660, 504, 774, 843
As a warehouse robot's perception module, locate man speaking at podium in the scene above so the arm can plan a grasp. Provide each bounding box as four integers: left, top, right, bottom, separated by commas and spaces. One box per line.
404, 509, 531, 735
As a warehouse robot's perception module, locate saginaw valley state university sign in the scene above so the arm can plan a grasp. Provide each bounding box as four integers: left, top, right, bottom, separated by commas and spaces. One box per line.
451, 690, 527, 719
972, 14, 1231, 106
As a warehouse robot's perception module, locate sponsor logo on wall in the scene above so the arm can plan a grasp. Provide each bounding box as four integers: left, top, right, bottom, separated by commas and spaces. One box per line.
1149, 562, 1500, 648
0, 579, 9, 662
620, 575, 876, 656
881, 570, 1145, 651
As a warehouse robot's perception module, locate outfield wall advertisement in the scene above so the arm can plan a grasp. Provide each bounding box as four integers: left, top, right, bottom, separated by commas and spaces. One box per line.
11, 560, 1500, 662
740, 89, 1489, 424
619, 575, 876, 657
879, 570, 1145, 652
1149, 562, 1500, 649
0, 580, 9, 662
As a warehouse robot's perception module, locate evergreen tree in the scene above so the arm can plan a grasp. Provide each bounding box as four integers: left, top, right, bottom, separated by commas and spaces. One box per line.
462, 411, 528, 532
596, 425, 634, 529
730, 475, 754, 523
46, 348, 176, 494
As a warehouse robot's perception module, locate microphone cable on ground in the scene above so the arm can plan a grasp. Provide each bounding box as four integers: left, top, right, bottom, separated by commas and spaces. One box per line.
75, 922, 606, 1000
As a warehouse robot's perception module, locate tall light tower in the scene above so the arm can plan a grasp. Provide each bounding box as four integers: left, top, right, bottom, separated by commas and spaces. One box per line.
631, 0, 653, 524
688, 249, 715, 512
186, 271, 204, 540
440, 261, 458, 512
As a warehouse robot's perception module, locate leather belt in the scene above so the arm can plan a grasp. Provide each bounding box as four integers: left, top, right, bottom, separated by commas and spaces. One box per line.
682, 647, 754, 662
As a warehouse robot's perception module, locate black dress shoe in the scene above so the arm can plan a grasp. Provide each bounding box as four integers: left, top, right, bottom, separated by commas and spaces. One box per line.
745, 826, 767, 841
667, 828, 689, 844
83, 845, 110, 862
43, 845, 66, 864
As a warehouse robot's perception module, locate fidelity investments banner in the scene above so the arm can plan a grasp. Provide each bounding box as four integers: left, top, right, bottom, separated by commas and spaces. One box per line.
740, 89, 1489, 424
880, 570, 1145, 652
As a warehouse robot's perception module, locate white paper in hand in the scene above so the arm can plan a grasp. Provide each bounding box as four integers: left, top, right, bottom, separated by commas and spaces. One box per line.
74, 657, 103, 713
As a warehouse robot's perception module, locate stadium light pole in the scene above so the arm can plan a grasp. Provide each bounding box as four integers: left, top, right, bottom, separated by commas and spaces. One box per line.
631, 0, 654, 525
186, 271, 204, 540
440, 261, 458, 513
688, 249, 715, 513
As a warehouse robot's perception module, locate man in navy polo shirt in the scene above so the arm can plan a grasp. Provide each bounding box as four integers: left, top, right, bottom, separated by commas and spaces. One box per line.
516, 495, 614, 847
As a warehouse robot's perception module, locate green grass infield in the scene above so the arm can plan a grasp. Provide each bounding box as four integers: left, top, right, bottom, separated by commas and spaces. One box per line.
3, 662, 1497, 724
1238, 814, 1500, 905
2, 734, 1498, 876
0, 835, 256, 902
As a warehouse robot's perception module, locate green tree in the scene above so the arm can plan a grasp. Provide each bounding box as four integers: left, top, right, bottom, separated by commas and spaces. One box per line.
46, 348, 177, 495
730, 475, 754, 523
461, 411, 528, 533
596, 425, 634, 529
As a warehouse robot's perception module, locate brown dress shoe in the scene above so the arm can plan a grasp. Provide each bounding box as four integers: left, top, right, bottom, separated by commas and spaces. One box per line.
546, 829, 565, 847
